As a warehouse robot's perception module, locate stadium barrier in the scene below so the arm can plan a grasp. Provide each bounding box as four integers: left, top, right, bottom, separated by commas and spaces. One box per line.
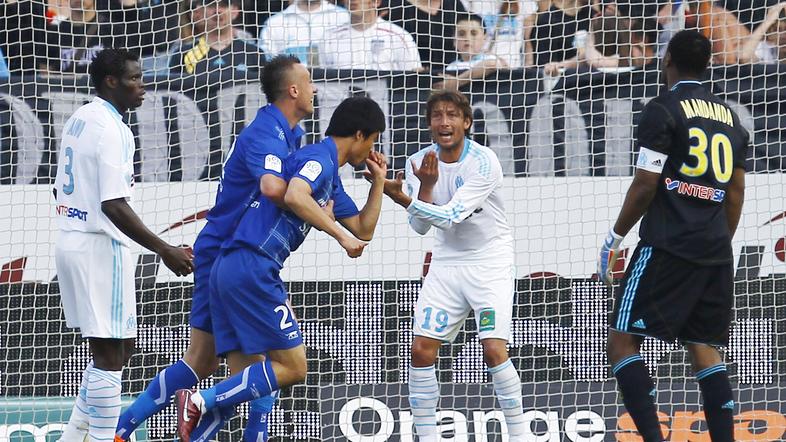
1, 64, 785, 184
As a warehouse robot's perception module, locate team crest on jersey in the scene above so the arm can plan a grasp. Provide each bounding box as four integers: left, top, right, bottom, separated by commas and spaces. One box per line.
370, 38, 385, 55
455, 176, 464, 188
478, 308, 495, 331
300, 160, 322, 181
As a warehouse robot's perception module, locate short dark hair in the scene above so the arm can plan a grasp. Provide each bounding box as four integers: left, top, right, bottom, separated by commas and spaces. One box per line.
89, 48, 139, 93
666, 30, 711, 77
325, 97, 386, 138
261, 54, 301, 103
426, 90, 473, 125
454, 12, 484, 30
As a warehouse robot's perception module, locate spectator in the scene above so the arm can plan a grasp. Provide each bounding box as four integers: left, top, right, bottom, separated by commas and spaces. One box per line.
739, 2, 786, 64
458, 0, 539, 67
318, 0, 422, 70
259, 0, 350, 66
107, 0, 180, 57
39, 0, 115, 74
383, 0, 469, 71
531, 0, 592, 73
578, 16, 658, 71
0, 0, 47, 75
694, 0, 753, 65
170, 0, 265, 76
434, 12, 507, 89
0, 47, 9, 78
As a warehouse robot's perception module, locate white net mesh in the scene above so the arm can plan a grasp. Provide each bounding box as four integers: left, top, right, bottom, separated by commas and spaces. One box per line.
1, 0, 786, 440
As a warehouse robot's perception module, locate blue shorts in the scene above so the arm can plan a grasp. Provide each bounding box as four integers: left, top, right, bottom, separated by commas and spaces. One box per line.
210, 247, 303, 356
189, 229, 221, 333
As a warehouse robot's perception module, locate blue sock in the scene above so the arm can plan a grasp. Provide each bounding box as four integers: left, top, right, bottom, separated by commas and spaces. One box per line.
612, 354, 663, 442
243, 391, 279, 442
202, 360, 279, 411
116, 359, 199, 438
190, 406, 236, 442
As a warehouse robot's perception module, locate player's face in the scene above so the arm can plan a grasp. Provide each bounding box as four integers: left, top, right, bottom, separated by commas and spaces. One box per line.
349, 131, 380, 166
292, 63, 316, 116
429, 101, 470, 150
117, 60, 145, 110
454, 20, 486, 59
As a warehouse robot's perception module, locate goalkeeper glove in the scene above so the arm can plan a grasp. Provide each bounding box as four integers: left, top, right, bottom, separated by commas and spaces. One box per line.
597, 228, 624, 286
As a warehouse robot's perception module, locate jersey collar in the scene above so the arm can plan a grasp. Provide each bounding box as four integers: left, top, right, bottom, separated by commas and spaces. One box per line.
93, 96, 123, 120
670, 80, 702, 92
266, 104, 306, 152
433, 138, 471, 163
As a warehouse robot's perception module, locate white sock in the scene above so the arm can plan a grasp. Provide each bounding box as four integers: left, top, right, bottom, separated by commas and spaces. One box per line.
191, 391, 207, 414
58, 361, 93, 442
409, 365, 439, 442
490, 359, 526, 440
86, 366, 122, 442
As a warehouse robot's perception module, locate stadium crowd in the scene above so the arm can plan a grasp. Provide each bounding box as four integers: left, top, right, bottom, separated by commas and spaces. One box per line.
0, 0, 785, 80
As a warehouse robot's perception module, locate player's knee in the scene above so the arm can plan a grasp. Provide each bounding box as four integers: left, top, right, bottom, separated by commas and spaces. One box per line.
184, 342, 220, 379
482, 347, 509, 368
411, 340, 439, 367
606, 330, 641, 365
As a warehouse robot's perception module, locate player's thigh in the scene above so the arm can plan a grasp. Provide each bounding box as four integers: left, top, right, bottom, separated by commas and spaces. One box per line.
225, 351, 266, 376
189, 237, 220, 335
56, 232, 136, 340
611, 245, 700, 342
680, 263, 734, 347
413, 265, 471, 343
215, 248, 303, 356
462, 264, 515, 342
184, 327, 219, 379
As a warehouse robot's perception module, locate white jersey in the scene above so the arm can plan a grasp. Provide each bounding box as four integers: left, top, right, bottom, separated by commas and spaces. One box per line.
405, 139, 513, 265
259, 1, 350, 66
53, 97, 135, 246
444, 53, 501, 73
318, 18, 422, 71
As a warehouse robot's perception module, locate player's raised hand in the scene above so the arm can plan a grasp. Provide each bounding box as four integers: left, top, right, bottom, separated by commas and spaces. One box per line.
597, 229, 623, 286
412, 150, 438, 188
339, 235, 368, 258
160, 244, 194, 276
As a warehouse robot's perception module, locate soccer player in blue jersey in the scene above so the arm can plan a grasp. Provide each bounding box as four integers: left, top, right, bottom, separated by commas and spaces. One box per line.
174, 96, 387, 442
115, 55, 315, 442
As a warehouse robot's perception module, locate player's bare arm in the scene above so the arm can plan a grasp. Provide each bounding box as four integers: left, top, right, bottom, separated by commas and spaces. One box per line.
284, 178, 367, 258
260, 174, 288, 207
612, 168, 660, 237
339, 151, 388, 240
724, 167, 745, 237
101, 198, 194, 276
381, 171, 412, 208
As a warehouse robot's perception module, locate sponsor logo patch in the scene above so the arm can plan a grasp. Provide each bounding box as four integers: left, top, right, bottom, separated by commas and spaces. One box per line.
478, 308, 495, 332
300, 160, 322, 182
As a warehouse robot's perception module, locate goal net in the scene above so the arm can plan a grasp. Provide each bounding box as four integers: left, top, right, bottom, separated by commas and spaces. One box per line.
0, 0, 784, 440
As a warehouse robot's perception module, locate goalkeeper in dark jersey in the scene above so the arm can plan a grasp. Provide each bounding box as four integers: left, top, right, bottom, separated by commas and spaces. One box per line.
597, 30, 748, 442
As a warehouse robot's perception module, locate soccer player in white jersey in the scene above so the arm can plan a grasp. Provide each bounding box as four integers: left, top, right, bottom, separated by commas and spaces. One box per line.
382, 90, 526, 441
318, 0, 422, 71
53, 48, 194, 442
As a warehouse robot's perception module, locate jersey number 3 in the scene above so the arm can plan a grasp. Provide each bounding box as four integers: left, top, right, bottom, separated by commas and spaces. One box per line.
62, 146, 75, 195
679, 127, 733, 183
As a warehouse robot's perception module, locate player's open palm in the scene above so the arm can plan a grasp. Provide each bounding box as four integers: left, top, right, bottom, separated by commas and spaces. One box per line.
160, 245, 194, 276
412, 150, 438, 188
339, 235, 367, 258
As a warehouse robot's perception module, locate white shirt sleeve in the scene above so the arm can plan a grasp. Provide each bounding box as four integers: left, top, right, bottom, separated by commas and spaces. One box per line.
401, 32, 423, 71
406, 155, 502, 230
404, 157, 431, 235
97, 126, 132, 203
259, 18, 280, 56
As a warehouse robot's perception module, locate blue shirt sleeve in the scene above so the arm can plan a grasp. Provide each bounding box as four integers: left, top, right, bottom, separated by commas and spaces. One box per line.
289, 151, 332, 194
331, 178, 360, 219
244, 131, 288, 180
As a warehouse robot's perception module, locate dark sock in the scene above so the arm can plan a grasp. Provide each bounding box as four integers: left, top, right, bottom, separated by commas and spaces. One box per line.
613, 354, 663, 442
696, 364, 734, 442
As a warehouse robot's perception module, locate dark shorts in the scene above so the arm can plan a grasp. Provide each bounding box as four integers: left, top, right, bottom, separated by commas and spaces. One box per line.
209, 247, 303, 357
610, 244, 733, 346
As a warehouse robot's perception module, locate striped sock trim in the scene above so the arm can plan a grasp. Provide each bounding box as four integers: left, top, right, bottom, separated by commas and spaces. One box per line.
612, 354, 643, 375
695, 364, 726, 381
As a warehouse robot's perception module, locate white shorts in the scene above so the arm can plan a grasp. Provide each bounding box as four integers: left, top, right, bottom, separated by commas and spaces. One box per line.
413, 264, 515, 342
55, 230, 137, 339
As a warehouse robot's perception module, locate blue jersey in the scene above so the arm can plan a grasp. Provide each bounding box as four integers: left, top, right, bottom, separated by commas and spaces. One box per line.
225, 137, 360, 267
204, 104, 305, 240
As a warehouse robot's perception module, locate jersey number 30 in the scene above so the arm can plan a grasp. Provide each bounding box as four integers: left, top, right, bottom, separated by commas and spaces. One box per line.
679, 127, 733, 183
